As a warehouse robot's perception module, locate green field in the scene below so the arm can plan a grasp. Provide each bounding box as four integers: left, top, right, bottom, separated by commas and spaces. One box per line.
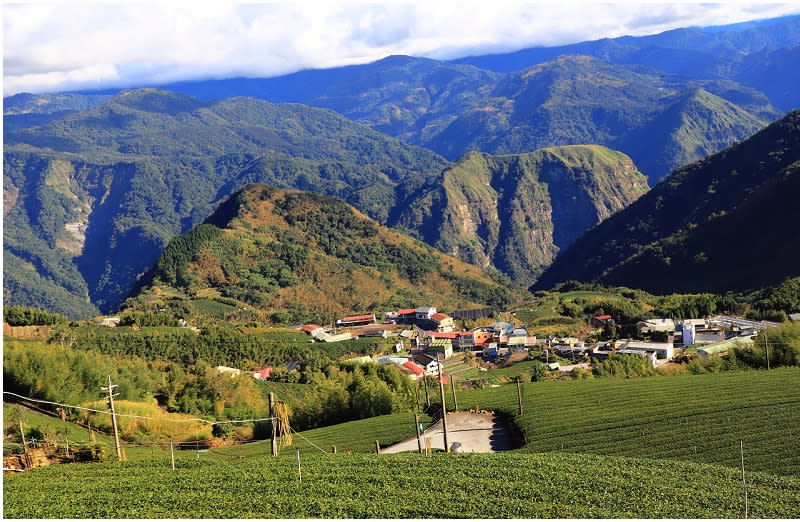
449, 367, 800, 476
4, 452, 798, 518
5, 368, 800, 517
210, 412, 434, 457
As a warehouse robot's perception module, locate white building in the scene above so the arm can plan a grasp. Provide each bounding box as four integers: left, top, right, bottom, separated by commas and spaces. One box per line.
682, 321, 696, 347
215, 366, 241, 377
622, 340, 675, 361
639, 318, 675, 333
416, 307, 437, 321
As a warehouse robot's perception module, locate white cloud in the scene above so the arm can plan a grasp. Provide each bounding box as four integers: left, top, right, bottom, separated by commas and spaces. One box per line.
4, 2, 800, 95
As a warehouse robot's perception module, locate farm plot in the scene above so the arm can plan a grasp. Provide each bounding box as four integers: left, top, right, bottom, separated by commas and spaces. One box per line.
4, 452, 799, 518
448, 368, 800, 476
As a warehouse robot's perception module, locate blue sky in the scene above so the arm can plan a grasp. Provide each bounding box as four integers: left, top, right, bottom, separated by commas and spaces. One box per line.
4, 2, 800, 95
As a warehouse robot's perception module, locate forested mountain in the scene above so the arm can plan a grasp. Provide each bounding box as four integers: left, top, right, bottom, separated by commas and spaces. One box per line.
11, 19, 792, 185
3, 89, 447, 317
127, 185, 520, 323
452, 14, 800, 110
422, 56, 774, 182
394, 145, 648, 286
161, 55, 502, 144
534, 110, 800, 294
141, 55, 776, 184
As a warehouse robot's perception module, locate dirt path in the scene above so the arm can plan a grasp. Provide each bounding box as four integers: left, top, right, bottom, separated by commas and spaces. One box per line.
382, 412, 514, 453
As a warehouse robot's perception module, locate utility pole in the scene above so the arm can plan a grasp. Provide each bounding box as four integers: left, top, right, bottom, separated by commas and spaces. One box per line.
269, 392, 277, 457
516, 378, 524, 416
436, 354, 449, 452
100, 375, 122, 461
18, 420, 30, 469
414, 412, 422, 454
764, 330, 770, 370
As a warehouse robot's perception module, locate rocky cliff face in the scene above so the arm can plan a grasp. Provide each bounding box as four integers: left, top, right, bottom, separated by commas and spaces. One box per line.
396, 145, 648, 286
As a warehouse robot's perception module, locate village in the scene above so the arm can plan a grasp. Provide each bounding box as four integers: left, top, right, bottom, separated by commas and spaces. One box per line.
210, 306, 782, 383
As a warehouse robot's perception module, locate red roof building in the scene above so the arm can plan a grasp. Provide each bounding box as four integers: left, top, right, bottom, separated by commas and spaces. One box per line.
428, 332, 459, 339
337, 314, 376, 327
252, 367, 273, 380
299, 324, 324, 335
591, 315, 613, 327
401, 361, 426, 378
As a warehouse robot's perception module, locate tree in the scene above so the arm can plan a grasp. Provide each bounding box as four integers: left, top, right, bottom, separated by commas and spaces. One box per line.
530, 362, 548, 382
48, 324, 76, 349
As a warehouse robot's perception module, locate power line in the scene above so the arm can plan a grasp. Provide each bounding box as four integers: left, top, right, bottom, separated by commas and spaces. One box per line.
288, 425, 328, 454
3, 391, 274, 425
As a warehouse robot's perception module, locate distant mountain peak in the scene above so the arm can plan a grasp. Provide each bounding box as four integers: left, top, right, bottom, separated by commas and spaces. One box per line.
109, 88, 205, 115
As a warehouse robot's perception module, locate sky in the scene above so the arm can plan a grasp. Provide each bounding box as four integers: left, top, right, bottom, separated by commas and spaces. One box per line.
4, 1, 800, 96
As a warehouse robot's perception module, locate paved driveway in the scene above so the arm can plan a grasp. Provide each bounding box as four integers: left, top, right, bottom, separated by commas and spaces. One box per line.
382, 412, 514, 453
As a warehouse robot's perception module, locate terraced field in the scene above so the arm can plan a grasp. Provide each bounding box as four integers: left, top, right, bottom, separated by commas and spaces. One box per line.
451, 367, 800, 476
5, 452, 799, 518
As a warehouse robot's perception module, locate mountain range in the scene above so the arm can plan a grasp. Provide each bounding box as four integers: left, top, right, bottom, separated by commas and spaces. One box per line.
9, 16, 798, 184
3, 90, 446, 316
4, 89, 646, 318
4, 15, 800, 318
534, 110, 800, 294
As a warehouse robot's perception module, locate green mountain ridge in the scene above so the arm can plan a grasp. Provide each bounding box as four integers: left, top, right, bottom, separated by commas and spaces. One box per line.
3, 89, 447, 316
22, 53, 778, 185
534, 109, 800, 294
616, 87, 769, 179
394, 145, 649, 286
127, 184, 521, 323
424, 55, 775, 183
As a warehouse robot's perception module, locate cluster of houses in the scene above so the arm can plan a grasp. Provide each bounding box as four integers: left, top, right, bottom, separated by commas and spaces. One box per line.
551, 315, 770, 368
210, 308, 778, 382
292, 306, 538, 380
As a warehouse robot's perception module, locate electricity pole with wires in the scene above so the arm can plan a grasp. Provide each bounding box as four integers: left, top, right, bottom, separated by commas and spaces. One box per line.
436, 354, 449, 452
100, 375, 122, 461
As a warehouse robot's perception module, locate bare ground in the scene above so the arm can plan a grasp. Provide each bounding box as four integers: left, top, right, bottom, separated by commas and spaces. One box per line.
381, 412, 514, 454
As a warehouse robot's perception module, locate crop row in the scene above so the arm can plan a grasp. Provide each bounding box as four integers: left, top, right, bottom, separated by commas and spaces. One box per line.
448, 367, 800, 475
5, 452, 799, 518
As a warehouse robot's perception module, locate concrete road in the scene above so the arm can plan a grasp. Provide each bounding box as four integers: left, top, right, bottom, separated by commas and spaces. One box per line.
382, 412, 514, 454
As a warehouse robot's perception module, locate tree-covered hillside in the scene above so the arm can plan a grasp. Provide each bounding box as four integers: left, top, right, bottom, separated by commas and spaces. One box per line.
3, 89, 447, 316
535, 110, 800, 294
423, 55, 773, 182
127, 185, 522, 323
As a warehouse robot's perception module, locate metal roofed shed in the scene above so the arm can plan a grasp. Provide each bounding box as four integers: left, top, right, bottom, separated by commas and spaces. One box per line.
697, 336, 754, 358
